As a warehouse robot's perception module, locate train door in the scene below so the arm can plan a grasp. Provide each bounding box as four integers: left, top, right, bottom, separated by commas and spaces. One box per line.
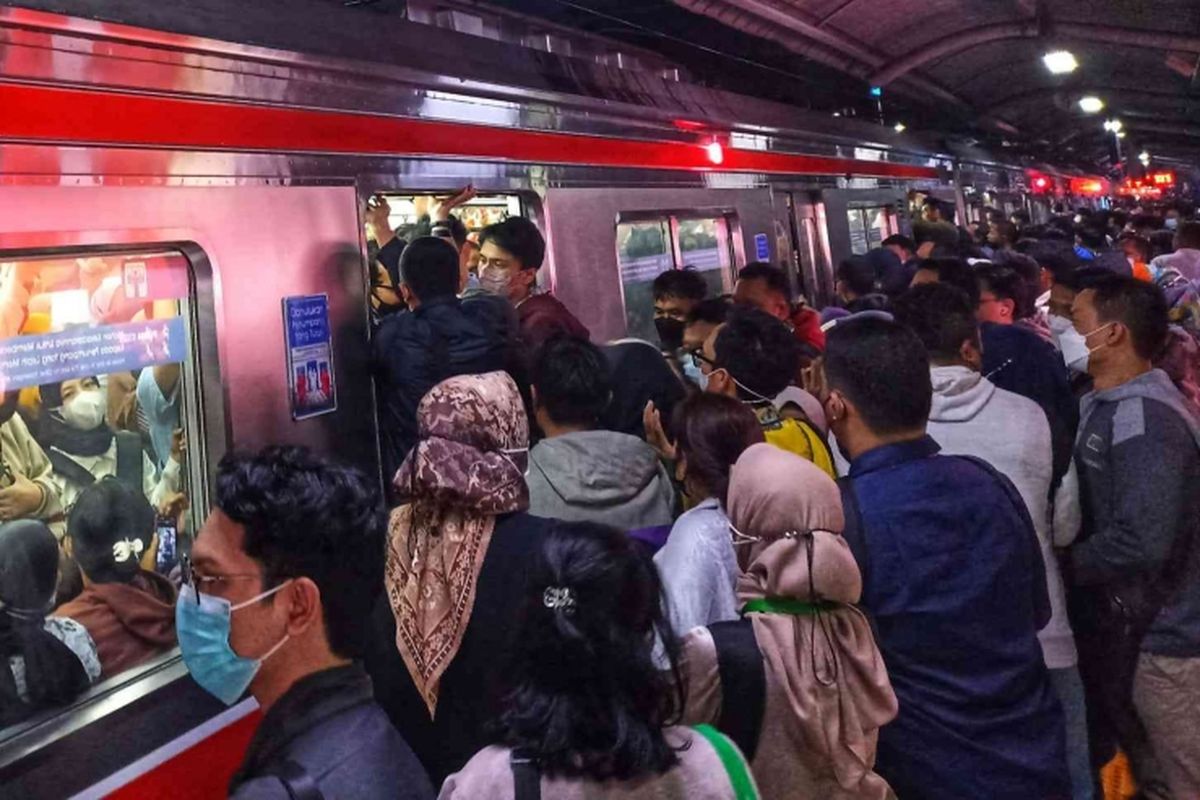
782, 193, 833, 308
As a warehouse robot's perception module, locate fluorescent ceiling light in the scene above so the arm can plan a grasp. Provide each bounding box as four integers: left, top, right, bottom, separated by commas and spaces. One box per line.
1103, 119, 1123, 133
1078, 96, 1104, 113
1043, 50, 1078, 74
893, 122, 907, 133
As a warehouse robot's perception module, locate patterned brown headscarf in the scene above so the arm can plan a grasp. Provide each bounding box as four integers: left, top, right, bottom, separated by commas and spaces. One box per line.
386, 371, 529, 717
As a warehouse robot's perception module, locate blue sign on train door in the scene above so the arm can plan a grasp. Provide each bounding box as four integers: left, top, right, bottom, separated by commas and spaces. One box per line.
283, 294, 338, 420
754, 233, 770, 261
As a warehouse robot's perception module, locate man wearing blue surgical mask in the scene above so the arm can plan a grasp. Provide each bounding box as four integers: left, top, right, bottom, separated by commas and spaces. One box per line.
180, 446, 433, 800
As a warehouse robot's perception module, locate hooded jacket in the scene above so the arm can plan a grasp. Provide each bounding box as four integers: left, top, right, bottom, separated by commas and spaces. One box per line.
526, 430, 675, 548
516, 293, 590, 350
925, 366, 1080, 669
56, 569, 177, 679
1070, 368, 1200, 657
1150, 248, 1200, 281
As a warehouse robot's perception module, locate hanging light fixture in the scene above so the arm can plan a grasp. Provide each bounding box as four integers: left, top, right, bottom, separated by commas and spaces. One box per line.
1042, 50, 1078, 74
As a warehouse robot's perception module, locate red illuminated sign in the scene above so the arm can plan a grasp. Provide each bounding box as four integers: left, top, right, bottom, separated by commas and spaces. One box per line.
1149, 171, 1176, 187
1070, 178, 1106, 196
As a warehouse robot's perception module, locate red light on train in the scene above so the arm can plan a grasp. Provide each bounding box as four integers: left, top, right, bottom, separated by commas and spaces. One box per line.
1149, 170, 1175, 186
705, 141, 725, 165
1070, 178, 1105, 196
1032, 176, 1049, 192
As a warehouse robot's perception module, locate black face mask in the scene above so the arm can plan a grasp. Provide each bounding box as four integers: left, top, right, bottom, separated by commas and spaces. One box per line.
654, 317, 685, 352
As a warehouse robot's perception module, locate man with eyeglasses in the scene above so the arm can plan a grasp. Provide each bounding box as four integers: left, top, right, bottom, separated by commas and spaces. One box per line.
179, 446, 433, 799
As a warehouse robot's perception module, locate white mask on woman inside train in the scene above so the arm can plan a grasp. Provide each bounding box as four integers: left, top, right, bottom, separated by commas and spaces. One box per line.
61, 389, 107, 431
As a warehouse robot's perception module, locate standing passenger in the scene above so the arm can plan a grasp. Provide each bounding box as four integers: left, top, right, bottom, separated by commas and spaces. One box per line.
441, 521, 758, 800
652, 268, 708, 356
371, 237, 508, 483
182, 446, 432, 800
526, 337, 675, 553
654, 394, 763, 638
893, 283, 1092, 800
1065, 275, 1200, 800
680, 443, 897, 799
821, 316, 1069, 799
733, 262, 824, 364
477, 217, 590, 349
365, 372, 555, 787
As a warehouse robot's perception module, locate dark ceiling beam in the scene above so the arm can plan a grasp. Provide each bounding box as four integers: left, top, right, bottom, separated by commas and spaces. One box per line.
869, 21, 1200, 87
986, 85, 1198, 117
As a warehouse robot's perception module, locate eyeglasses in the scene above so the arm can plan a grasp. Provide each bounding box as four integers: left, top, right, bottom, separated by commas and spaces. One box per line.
688, 350, 717, 370
181, 554, 263, 603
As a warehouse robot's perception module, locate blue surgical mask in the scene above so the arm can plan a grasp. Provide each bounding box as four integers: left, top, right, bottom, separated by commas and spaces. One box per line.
682, 358, 706, 389
1165, 217, 1179, 231
176, 582, 291, 706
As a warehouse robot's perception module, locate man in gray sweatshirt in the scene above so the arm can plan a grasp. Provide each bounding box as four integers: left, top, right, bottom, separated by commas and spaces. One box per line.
1066, 274, 1200, 800
526, 336, 676, 553
893, 283, 1092, 800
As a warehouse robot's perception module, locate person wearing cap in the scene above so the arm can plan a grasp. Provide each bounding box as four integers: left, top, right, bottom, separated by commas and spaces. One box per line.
693, 307, 834, 478
370, 237, 510, 485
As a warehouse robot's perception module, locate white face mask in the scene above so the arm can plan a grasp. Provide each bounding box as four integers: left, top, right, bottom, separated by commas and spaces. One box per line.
1046, 313, 1073, 349
479, 267, 511, 298
1059, 322, 1114, 374
61, 388, 107, 431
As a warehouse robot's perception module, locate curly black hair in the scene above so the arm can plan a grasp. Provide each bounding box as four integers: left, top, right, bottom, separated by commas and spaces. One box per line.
215, 446, 386, 659
493, 521, 685, 782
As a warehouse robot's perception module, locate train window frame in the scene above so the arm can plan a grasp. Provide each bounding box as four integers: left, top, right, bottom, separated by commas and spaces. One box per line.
0, 241, 223, 769
615, 209, 739, 342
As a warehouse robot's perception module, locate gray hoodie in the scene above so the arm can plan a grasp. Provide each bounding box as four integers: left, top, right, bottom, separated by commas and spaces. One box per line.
1072, 368, 1200, 657
925, 365, 1080, 669
526, 430, 676, 537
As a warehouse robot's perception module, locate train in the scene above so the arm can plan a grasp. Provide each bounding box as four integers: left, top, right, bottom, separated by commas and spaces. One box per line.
0, 3, 1110, 797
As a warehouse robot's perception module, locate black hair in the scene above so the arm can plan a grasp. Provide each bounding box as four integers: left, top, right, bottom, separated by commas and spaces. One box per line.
1063, 265, 1114, 293
1083, 274, 1169, 360
824, 317, 931, 435
736, 262, 790, 299
0, 520, 90, 720
478, 216, 546, 271
215, 446, 386, 659
685, 297, 731, 326
916, 257, 980, 305
713, 306, 799, 400
976, 263, 1034, 319
442, 215, 469, 248
494, 520, 684, 781
1011, 210, 1031, 226
1117, 233, 1152, 262
532, 336, 612, 427
892, 283, 979, 363
1029, 242, 1081, 286
1150, 230, 1176, 259
399, 237, 460, 301
670, 393, 764, 506
68, 478, 155, 584
1077, 225, 1108, 250
652, 269, 707, 303
990, 220, 1019, 246
881, 234, 915, 254
1177, 221, 1200, 250
836, 256, 876, 298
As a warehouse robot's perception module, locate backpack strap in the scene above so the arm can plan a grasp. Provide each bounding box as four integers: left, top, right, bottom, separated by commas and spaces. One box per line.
46, 448, 97, 489
707, 619, 765, 761
509, 750, 541, 800
835, 476, 868, 581
114, 430, 144, 491
692, 724, 760, 800
274, 759, 325, 800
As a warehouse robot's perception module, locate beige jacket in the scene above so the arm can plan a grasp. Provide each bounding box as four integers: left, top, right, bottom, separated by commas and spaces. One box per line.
439, 726, 751, 800
0, 413, 62, 525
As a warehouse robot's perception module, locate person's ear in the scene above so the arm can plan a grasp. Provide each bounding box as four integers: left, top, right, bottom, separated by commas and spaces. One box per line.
1000, 298, 1015, 320
961, 338, 983, 371
823, 390, 848, 424
530, 385, 540, 410
708, 368, 734, 397
399, 283, 416, 309
281, 577, 323, 639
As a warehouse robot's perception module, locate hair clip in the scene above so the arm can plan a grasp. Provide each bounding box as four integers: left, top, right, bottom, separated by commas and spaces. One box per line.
543, 586, 576, 612
112, 537, 145, 563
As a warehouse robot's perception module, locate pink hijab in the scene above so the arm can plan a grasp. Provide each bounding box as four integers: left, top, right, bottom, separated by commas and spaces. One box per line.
727, 443, 897, 793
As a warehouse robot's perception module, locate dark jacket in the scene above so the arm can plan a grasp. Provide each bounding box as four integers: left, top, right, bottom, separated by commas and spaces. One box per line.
229, 663, 433, 800
1069, 368, 1200, 657
600, 339, 686, 439
516, 293, 589, 350
981, 321, 1078, 485
364, 512, 555, 787
842, 436, 1068, 800
372, 295, 508, 481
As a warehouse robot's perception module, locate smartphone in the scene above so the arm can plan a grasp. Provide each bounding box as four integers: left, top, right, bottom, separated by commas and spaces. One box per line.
155, 516, 178, 574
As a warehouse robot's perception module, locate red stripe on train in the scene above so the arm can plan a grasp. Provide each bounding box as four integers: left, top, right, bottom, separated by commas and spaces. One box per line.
0, 82, 939, 180
105, 710, 260, 799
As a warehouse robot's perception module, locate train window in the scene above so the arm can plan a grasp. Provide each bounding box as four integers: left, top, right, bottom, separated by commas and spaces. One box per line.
0, 249, 203, 740
847, 206, 895, 255
617, 214, 737, 341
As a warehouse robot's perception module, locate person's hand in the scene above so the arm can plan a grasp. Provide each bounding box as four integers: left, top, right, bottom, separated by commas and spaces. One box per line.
170, 428, 186, 463
364, 197, 393, 239
0, 474, 44, 520
434, 185, 477, 221
643, 401, 676, 462
158, 491, 189, 520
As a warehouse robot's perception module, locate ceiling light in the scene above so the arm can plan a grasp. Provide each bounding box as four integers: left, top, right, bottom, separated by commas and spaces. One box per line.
1103, 119, 1123, 133
893, 122, 906, 133
1117, 131, 1126, 139
1078, 96, 1104, 113
1043, 50, 1078, 74
1139, 151, 1151, 165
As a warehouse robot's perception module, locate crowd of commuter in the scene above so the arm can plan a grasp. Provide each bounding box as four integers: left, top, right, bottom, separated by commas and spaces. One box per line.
5, 190, 1200, 800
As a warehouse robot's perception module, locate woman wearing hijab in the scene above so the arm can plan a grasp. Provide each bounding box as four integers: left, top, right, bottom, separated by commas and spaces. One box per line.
0, 520, 100, 726
364, 371, 557, 787
680, 443, 898, 800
